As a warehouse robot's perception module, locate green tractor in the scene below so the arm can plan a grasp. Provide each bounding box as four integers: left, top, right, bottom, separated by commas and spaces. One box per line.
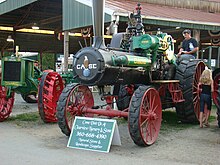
0, 55, 65, 122
0, 55, 40, 121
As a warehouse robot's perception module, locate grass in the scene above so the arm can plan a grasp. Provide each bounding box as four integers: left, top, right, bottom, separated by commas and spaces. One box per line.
5, 105, 218, 130
8, 112, 40, 122
160, 106, 218, 133
160, 110, 194, 133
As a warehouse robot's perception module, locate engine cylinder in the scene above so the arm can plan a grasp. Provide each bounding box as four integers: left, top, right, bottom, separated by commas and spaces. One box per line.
73, 47, 150, 86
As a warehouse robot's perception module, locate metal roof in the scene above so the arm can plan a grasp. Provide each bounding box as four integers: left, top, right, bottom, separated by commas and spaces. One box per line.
0, 0, 37, 15
0, 0, 220, 54
64, 0, 220, 31
63, 0, 112, 31
106, 0, 220, 30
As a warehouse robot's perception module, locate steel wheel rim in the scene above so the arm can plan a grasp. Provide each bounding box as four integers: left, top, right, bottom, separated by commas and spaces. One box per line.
193, 62, 205, 120
0, 86, 14, 122
213, 74, 220, 108
64, 85, 94, 132
139, 88, 162, 145
40, 72, 64, 122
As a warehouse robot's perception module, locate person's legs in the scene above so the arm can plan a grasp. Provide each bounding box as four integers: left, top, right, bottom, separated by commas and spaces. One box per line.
178, 54, 195, 63
204, 110, 211, 127
199, 112, 204, 128
200, 94, 205, 128
204, 95, 212, 127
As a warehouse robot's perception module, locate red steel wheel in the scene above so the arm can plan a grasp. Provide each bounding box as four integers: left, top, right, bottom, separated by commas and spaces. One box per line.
129, 86, 162, 146
192, 62, 206, 120
38, 71, 64, 123
57, 83, 94, 136
213, 72, 220, 108
0, 86, 15, 122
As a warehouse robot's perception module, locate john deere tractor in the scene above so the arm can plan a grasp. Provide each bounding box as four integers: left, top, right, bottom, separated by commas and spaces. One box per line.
0, 55, 40, 121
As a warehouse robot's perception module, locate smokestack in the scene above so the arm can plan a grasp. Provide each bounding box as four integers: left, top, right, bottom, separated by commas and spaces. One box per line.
92, 0, 106, 48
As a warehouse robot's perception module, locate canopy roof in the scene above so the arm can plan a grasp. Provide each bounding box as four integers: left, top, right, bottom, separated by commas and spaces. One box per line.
0, 0, 219, 54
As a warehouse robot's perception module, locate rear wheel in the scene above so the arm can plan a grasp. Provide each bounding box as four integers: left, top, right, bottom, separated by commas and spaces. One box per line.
212, 69, 220, 128
57, 83, 94, 136
116, 85, 133, 111
38, 71, 64, 123
213, 70, 220, 108
0, 86, 15, 122
129, 86, 162, 146
175, 60, 205, 122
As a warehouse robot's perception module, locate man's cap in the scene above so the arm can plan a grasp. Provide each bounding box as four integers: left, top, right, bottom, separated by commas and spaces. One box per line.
182, 29, 191, 35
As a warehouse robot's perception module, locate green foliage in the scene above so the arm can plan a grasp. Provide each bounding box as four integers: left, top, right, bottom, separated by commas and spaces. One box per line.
41, 53, 55, 70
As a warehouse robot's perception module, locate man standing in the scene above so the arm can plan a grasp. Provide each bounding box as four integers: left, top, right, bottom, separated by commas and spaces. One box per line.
177, 29, 199, 61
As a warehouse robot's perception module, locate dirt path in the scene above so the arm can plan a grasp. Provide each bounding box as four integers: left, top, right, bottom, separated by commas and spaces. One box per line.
0, 94, 220, 165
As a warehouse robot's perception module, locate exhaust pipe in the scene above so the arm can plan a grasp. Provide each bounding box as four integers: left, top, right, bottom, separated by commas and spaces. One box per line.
92, 0, 106, 48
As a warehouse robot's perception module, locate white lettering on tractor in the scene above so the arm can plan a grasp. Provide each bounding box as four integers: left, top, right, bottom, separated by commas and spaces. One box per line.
77, 64, 97, 69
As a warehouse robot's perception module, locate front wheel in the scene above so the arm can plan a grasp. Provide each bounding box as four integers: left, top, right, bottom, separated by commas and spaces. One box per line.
128, 86, 162, 146
57, 83, 94, 136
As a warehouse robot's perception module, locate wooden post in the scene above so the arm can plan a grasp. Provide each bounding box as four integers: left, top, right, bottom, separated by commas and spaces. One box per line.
64, 31, 69, 72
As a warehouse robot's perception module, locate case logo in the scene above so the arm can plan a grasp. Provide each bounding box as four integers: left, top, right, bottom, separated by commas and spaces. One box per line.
76, 56, 97, 77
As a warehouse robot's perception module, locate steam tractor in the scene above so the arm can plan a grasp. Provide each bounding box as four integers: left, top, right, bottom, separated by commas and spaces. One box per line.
56, 0, 205, 146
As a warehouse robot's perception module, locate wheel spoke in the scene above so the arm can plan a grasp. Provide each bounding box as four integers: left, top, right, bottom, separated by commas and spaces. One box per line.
129, 86, 162, 146
150, 104, 159, 114
193, 95, 199, 102
145, 120, 157, 142
142, 98, 150, 114
140, 117, 148, 127
57, 84, 94, 136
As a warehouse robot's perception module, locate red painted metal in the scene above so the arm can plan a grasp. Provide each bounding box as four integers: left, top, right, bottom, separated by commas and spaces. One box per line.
126, 85, 135, 96
0, 86, 15, 122
192, 62, 206, 120
82, 106, 128, 118
213, 73, 220, 108
158, 84, 166, 97
139, 87, 162, 145
39, 72, 64, 122
64, 85, 94, 132
168, 82, 184, 103
103, 95, 115, 105
157, 81, 184, 103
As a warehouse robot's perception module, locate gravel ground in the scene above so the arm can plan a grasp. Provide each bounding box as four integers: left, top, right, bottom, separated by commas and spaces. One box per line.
0, 94, 220, 165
